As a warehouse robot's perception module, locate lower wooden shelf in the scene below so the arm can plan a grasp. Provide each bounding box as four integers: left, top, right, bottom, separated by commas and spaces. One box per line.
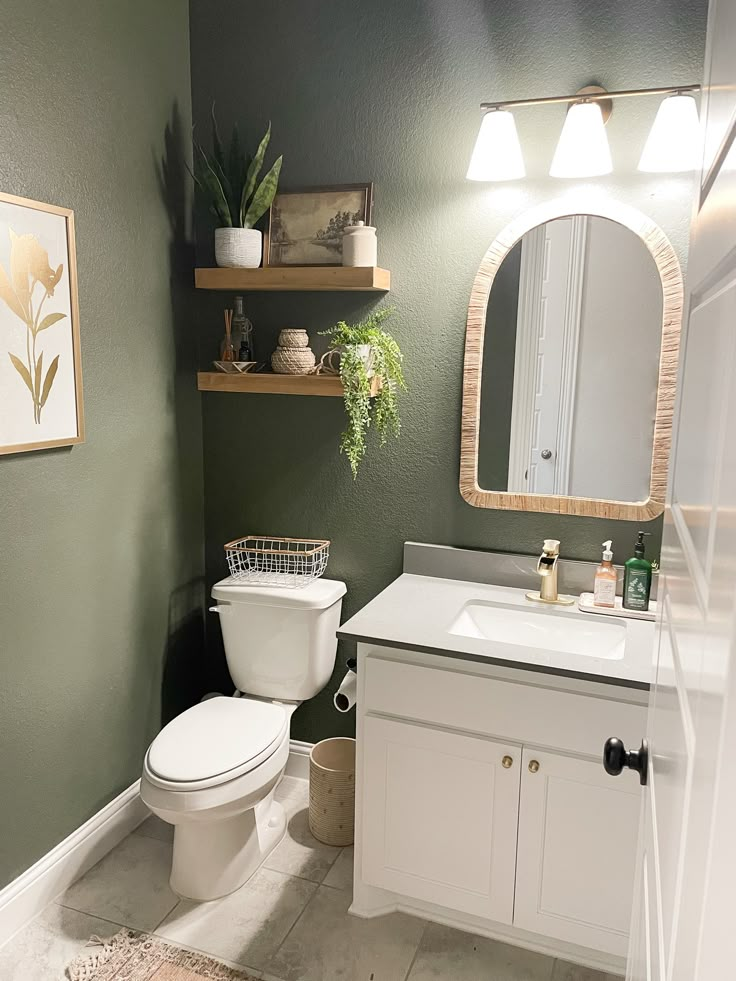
197, 371, 381, 397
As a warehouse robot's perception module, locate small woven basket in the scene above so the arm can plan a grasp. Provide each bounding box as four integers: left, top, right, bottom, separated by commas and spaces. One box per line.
309, 738, 356, 846
278, 328, 310, 348
271, 345, 316, 374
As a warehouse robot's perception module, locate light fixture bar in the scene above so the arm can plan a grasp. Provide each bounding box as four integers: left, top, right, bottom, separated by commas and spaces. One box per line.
480, 84, 700, 113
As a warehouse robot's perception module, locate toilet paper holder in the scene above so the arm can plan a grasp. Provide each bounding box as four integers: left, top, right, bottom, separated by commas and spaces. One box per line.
334, 658, 357, 713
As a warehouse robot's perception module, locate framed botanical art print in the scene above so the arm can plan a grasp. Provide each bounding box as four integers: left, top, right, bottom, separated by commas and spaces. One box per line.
266, 183, 373, 267
0, 191, 84, 456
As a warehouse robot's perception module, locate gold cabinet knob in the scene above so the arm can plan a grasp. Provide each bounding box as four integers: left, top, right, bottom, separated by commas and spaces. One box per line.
528, 759, 540, 773
501, 755, 513, 769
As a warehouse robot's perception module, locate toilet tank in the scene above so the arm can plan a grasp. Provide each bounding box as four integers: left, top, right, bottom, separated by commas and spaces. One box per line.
211, 577, 347, 700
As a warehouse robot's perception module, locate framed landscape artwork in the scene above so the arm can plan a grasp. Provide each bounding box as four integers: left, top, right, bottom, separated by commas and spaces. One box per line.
266, 183, 373, 266
0, 191, 84, 456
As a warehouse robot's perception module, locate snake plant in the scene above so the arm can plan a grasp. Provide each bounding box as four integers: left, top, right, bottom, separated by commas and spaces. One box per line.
191, 108, 282, 228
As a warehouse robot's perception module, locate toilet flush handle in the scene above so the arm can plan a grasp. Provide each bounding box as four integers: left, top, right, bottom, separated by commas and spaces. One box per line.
209, 605, 223, 614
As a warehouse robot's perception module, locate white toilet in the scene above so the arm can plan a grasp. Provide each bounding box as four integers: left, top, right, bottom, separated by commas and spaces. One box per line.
140, 576, 346, 901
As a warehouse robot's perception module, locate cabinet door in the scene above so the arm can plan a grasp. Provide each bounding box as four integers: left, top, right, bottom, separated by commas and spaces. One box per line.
362, 715, 520, 923
514, 747, 640, 956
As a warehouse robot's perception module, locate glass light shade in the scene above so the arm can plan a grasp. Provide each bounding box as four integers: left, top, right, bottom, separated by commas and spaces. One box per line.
549, 101, 612, 178
466, 109, 525, 181
638, 94, 700, 173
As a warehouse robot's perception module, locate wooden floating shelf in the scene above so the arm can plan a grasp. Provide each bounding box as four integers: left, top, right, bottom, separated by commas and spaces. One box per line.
194, 265, 390, 292
197, 371, 382, 397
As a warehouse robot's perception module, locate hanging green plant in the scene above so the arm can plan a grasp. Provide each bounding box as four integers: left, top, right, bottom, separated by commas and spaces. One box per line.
320, 307, 406, 478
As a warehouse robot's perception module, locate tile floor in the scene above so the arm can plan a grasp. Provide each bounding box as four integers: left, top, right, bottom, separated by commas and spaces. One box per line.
0, 776, 622, 980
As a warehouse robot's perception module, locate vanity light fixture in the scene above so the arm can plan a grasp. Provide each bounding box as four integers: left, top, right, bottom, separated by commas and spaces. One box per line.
468, 84, 700, 181
549, 100, 612, 178
466, 108, 525, 181
638, 93, 701, 173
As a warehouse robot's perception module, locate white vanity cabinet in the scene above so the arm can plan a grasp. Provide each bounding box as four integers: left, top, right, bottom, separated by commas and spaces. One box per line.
514, 747, 640, 953
353, 646, 646, 973
361, 715, 520, 923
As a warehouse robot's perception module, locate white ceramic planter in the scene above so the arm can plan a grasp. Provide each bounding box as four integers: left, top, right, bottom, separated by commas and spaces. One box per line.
355, 344, 375, 377
319, 344, 375, 377
215, 228, 262, 268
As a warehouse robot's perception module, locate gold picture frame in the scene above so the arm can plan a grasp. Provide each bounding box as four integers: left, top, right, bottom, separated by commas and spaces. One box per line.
265, 183, 374, 267
0, 190, 84, 456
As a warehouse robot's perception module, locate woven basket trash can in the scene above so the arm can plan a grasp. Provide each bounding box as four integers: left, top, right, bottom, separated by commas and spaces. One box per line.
309, 737, 356, 846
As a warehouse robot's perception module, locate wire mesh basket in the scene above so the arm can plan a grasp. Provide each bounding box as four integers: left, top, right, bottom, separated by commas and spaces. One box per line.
224, 536, 330, 588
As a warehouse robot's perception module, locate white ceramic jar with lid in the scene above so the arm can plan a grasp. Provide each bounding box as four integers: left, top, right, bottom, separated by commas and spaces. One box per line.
342, 221, 377, 266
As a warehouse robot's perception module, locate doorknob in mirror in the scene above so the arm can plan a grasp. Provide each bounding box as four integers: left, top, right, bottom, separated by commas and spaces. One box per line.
603, 736, 649, 786
540, 449, 553, 460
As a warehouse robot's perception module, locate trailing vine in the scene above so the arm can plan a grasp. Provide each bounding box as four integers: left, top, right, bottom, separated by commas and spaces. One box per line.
321, 307, 406, 478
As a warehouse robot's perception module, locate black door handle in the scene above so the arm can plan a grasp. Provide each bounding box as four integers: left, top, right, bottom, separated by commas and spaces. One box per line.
603, 737, 649, 786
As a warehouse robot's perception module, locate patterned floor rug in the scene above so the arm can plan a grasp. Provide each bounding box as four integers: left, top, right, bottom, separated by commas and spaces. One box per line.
67, 930, 257, 980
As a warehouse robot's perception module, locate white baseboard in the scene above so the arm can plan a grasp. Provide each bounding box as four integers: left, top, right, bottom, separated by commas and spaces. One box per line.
0, 741, 314, 949
0, 781, 148, 949
285, 739, 312, 779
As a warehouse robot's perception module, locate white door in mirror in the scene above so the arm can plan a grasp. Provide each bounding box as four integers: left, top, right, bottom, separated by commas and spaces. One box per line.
509, 219, 573, 494
504, 215, 662, 500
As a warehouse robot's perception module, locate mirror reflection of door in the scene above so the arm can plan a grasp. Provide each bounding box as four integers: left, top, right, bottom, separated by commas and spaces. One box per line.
478, 216, 663, 502
509, 217, 579, 495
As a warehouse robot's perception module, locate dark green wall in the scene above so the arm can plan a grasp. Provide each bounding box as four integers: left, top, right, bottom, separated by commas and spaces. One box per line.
0, 1, 203, 888
189, 0, 706, 742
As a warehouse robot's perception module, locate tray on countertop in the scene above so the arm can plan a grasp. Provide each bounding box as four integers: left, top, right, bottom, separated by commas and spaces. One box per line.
578, 592, 656, 622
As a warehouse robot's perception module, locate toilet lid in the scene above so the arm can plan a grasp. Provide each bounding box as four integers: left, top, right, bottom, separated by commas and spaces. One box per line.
147, 697, 287, 784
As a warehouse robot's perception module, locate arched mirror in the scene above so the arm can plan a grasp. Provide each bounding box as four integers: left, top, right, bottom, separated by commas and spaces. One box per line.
460, 201, 683, 519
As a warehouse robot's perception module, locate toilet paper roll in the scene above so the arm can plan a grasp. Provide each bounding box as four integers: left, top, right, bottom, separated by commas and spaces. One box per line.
334, 670, 357, 713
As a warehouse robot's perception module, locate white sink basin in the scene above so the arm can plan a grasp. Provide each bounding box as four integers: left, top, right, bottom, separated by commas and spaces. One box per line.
449, 601, 626, 660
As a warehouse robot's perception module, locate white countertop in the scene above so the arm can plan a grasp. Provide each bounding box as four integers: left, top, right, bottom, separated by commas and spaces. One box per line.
338, 573, 654, 689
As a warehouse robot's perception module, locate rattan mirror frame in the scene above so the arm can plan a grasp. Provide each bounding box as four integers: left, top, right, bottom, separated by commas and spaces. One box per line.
460, 199, 683, 520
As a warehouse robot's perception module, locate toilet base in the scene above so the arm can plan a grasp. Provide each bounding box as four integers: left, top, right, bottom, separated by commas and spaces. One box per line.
170, 794, 286, 901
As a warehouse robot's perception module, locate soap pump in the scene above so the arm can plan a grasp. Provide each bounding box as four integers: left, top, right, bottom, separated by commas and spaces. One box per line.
623, 531, 653, 612
593, 540, 617, 608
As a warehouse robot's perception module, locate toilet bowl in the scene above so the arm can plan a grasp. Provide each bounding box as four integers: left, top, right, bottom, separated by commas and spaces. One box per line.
141, 695, 296, 901
140, 576, 346, 901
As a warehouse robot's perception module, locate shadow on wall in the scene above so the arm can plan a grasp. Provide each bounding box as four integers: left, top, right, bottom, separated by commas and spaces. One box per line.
161, 579, 207, 725
154, 103, 208, 728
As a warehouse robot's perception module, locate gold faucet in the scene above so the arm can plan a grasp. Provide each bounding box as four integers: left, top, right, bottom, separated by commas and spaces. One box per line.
526, 539, 575, 606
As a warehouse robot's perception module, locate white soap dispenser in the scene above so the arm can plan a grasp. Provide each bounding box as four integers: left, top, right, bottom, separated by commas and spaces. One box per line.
593, 540, 617, 609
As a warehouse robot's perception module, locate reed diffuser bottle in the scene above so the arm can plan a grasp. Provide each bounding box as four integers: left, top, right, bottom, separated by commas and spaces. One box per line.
220, 308, 235, 362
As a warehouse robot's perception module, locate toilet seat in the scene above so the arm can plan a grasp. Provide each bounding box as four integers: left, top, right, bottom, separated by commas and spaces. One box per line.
144, 696, 288, 792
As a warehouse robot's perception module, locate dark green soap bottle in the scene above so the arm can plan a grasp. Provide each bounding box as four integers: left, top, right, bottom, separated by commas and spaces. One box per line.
623, 531, 653, 611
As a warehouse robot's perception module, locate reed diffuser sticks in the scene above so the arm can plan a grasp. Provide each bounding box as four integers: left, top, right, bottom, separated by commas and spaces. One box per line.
222, 307, 235, 362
